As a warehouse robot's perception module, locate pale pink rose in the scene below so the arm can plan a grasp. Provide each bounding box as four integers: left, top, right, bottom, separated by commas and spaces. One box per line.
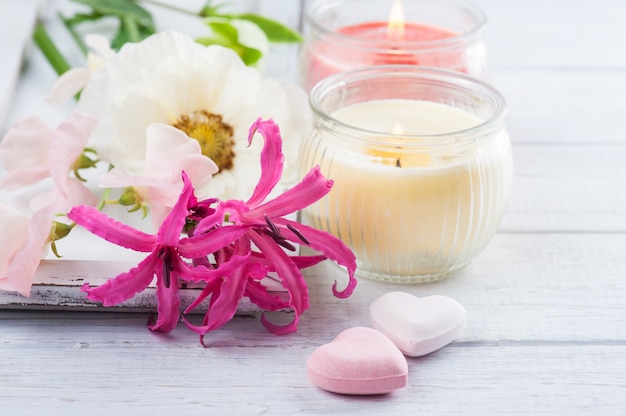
0, 113, 101, 296
0, 203, 54, 297
98, 123, 218, 227
0, 113, 99, 204
0, 179, 96, 297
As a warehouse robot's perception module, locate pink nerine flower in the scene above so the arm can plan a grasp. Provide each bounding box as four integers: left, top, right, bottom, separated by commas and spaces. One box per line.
68, 119, 357, 339
69, 174, 249, 332
182, 119, 357, 338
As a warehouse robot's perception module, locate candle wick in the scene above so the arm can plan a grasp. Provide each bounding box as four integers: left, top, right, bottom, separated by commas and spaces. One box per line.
395, 158, 402, 168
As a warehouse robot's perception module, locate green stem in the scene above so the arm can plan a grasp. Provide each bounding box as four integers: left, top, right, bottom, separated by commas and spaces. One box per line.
59, 13, 88, 56
122, 15, 142, 43
32, 22, 72, 76
97, 187, 113, 211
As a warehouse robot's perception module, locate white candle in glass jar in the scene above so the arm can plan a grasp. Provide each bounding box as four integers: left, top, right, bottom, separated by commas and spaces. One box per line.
301, 98, 512, 281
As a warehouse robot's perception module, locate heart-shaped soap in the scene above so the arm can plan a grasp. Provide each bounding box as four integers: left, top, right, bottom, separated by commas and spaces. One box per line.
306, 327, 408, 395
370, 292, 466, 357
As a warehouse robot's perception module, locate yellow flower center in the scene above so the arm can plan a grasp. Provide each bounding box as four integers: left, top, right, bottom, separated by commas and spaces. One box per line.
173, 110, 235, 172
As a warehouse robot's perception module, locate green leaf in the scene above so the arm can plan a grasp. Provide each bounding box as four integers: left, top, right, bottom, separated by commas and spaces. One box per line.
197, 20, 263, 66
198, 1, 301, 44
67, 0, 156, 51
235, 14, 302, 43
236, 45, 263, 66
206, 20, 239, 43
60, 12, 107, 55
61, 11, 105, 26
196, 36, 263, 66
198, 0, 223, 18
109, 13, 156, 49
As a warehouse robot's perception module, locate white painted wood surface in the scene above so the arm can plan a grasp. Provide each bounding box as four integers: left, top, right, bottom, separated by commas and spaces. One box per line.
2, 0, 626, 414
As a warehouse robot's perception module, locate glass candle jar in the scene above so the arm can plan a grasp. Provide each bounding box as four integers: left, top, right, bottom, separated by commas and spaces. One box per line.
300, 0, 488, 91
299, 66, 513, 283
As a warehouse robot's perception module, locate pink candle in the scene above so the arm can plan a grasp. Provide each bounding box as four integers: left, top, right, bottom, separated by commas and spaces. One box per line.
300, 0, 487, 91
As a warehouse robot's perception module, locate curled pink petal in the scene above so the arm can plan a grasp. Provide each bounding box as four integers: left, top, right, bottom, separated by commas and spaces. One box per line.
247, 166, 333, 219
68, 205, 157, 252
182, 278, 222, 318
260, 311, 300, 335
148, 263, 180, 333
288, 255, 327, 270
197, 238, 250, 333
276, 218, 357, 298
249, 231, 310, 321
178, 226, 251, 258
182, 264, 249, 340
156, 172, 194, 246
177, 254, 249, 284
82, 252, 160, 306
249, 252, 326, 272
245, 118, 284, 207
245, 279, 288, 311
194, 200, 247, 235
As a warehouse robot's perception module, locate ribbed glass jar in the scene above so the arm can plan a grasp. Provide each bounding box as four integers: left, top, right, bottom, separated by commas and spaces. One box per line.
300, 0, 488, 91
299, 66, 513, 283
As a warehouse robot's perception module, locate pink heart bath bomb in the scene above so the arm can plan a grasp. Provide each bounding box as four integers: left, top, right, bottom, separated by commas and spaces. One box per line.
370, 292, 466, 357
306, 327, 408, 395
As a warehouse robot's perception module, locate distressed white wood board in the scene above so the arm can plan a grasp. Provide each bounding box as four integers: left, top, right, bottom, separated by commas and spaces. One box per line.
0, 258, 292, 314
0, 259, 287, 314
1, 325, 624, 416
494, 70, 626, 146
501, 144, 626, 233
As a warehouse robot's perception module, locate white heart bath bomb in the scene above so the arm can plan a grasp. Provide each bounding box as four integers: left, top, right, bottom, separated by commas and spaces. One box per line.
370, 292, 466, 357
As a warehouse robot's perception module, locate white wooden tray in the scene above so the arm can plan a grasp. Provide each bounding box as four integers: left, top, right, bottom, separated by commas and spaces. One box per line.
0, 258, 283, 314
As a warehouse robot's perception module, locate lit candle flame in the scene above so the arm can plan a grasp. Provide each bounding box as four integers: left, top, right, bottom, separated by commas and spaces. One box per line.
392, 122, 404, 135
387, 0, 406, 42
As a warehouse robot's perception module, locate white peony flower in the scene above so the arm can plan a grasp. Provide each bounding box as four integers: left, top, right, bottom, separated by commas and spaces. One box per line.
76, 30, 310, 202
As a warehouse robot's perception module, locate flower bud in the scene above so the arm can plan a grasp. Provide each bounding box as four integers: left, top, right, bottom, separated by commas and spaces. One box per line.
50, 221, 73, 241
119, 187, 138, 206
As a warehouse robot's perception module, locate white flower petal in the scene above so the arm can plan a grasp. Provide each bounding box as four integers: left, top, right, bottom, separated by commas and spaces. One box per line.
45, 67, 91, 105
85, 34, 115, 60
